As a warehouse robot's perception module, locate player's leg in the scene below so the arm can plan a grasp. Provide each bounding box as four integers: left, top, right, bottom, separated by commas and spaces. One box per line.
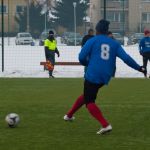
143, 54, 148, 77
64, 94, 84, 121
147, 53, 150, 78
84, 80, 112, 134
48, 51, 55, 77
44, 49, 49, 70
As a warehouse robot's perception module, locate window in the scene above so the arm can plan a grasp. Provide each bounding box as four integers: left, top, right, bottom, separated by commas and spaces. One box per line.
142, 13, 150, 22
16, 5, 24, 13
142, 0, 150, 2
107, 11, 124, 22
0, 5, 7, 13
111, 0, 128, 2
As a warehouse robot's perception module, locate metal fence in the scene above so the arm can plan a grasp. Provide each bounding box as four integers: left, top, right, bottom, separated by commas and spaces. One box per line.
0, 0, 150, 77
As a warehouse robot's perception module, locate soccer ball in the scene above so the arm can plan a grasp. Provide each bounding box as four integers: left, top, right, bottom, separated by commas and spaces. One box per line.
5, 113, 20, 128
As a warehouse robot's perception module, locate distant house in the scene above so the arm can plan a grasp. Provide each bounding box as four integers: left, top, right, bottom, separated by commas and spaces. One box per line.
89, 0, 150, 33
0, 0, 27, 33
0, 0, 54, 33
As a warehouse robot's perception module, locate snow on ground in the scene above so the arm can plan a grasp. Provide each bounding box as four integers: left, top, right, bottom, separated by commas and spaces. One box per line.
0, 37, 149, 78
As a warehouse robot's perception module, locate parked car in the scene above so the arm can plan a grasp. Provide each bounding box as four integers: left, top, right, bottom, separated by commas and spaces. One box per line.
66, 33, 82, 46
39, 31, 49, 46
61, 32, 74, 44
127, 33, 144, 45
15, 32, 33, 45
113, 33, 124, 45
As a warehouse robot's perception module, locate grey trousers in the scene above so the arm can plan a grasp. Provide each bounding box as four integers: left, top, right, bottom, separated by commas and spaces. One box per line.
45, 49, 55, 76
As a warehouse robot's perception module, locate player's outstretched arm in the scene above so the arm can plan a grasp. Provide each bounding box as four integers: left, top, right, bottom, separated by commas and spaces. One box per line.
117, 46, 141, 71
139, 39, 144, 55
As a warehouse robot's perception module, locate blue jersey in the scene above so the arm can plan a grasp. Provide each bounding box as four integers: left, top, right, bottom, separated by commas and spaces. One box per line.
139, 37, 150, 54
79, 35, 141, 85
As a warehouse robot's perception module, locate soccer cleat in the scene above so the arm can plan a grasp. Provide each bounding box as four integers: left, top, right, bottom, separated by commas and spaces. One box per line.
49, 75, 55, 78
96, 124, 112, 135
63, 115, 75, 121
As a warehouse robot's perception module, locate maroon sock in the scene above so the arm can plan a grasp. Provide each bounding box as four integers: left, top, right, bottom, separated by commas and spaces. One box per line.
67, 95, 84, 118
87, 103, 109, 128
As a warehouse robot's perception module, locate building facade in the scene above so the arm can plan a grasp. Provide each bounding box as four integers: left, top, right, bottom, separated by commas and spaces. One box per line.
0, 0, 28, 33
90, 0, 150, 33
0, 0, 53, 33
1, 0, 150, 34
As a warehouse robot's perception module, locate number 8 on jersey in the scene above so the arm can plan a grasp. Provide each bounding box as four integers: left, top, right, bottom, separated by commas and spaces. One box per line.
101, 44, 110, 60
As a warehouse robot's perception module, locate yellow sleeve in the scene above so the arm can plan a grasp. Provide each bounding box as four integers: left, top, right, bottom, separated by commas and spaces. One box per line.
44, 39, 49, 47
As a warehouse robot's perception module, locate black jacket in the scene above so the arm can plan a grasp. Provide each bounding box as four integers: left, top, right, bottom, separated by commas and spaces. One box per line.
81, 35, 94, 47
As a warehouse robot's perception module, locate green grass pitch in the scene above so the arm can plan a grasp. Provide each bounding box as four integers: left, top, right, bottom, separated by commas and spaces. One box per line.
0, 78, 150, 150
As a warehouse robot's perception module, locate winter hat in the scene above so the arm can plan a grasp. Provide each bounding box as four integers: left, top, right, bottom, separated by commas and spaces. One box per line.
144, 29, 150, 35
95, 19, 110, 34
49, 30, 54, 35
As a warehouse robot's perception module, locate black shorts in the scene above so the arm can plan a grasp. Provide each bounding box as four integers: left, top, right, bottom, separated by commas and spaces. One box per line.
143, 52, 150, 59
84, 80, 104, 104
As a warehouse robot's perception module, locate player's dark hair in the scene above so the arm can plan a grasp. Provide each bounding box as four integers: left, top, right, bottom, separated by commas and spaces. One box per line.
96, 19, 110, 34
88, 28, 94, 34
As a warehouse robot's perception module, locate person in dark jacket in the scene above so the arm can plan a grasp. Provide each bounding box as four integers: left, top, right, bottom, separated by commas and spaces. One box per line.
81, 28, 94, 47
139, 29, 150, 77
44, 30, 60, 78
107, 31, 114, 39
81, 29, 94, 73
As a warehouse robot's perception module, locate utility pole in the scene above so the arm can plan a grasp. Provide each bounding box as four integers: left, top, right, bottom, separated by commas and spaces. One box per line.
122, 0, 125, 45
73, 2, 77, 46
8, 0, 10, 45
104, 0, 106, 19
1, 0, 4, 72
27, 0, 30, 32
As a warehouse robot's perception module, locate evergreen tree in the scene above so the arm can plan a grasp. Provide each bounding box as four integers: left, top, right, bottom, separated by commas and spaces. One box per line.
52, 0, 89, 31
15, 1, 51, 38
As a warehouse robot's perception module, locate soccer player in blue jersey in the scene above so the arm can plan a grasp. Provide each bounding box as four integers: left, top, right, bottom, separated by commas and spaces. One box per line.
139, 29, 150, 77
64, 19, 146, 134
